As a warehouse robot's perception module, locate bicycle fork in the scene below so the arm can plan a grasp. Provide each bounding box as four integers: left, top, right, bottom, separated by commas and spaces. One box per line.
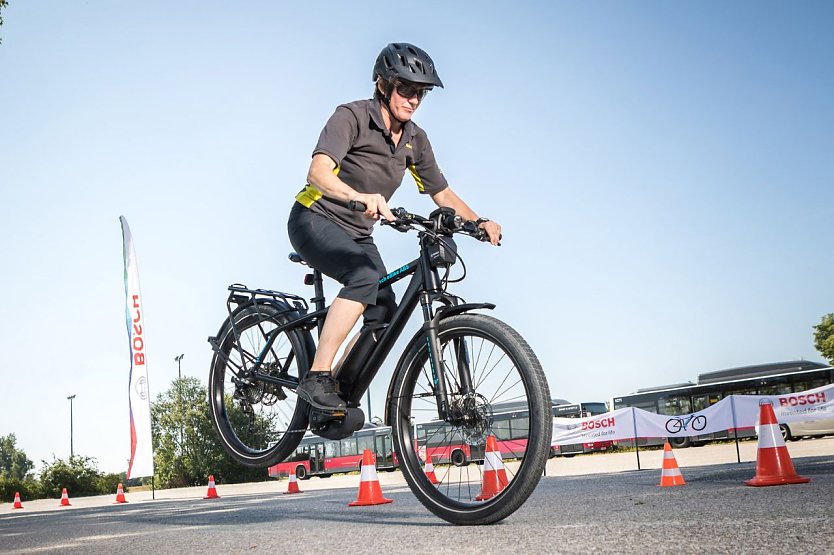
421, 293, 475, 422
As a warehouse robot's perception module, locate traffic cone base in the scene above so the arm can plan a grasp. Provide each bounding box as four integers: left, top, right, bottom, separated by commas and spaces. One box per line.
204, 475, 221, 499
348, 449, 392, 507
113, 483, 128, 504
424, 453, 440, 485
12, 492, 23, 510
476, 436, 508, 501
745, 402, 810, 487
59, 488, 71, 507
284, 472, 303, 495
659, 442, 686, 487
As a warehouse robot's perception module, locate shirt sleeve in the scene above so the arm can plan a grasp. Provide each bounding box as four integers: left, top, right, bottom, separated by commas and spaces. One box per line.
312, 105, 360, 166
409, 131, 449, 195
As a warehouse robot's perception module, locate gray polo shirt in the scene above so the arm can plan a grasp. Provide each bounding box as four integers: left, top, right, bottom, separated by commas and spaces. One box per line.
295, 98, 449, 238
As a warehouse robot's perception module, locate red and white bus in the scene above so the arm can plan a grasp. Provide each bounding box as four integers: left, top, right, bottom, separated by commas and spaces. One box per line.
415, 399, 580, 466
268, 423, 398, 480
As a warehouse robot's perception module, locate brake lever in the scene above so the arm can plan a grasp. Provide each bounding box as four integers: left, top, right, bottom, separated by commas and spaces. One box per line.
381, 218, 412, 233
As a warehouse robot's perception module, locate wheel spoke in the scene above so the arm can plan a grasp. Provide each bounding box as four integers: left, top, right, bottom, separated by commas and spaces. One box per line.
393, 315, 549, 521
210, 306, 309, 466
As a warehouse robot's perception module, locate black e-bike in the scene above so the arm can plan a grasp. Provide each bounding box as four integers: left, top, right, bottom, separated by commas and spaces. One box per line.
207, 205, 552, 524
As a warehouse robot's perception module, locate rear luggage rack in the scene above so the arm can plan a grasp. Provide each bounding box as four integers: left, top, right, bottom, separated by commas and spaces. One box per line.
226, 283, 308, 312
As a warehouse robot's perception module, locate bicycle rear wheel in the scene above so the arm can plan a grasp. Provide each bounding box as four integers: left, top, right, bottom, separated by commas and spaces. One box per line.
389, 313, 552, 525
208, 301, 313, 467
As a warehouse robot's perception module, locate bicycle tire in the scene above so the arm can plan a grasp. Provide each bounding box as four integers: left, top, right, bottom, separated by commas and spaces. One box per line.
692, 415, 707, 431
208, 301, 313, 467
665, 419, 683, 434
389, 313, 551, 525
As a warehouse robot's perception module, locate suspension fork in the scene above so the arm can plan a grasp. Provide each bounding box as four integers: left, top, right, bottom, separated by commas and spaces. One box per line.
420, 291, 451, 420
453, 336, 475, 394
420, 296, 477, 420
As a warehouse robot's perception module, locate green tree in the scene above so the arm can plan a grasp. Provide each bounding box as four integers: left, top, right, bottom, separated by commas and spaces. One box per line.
0, 433, 34, 480
151, 377, 270, 488
813, 313, 834, 365
39, 456, 104, 497
0, 0, 8, 45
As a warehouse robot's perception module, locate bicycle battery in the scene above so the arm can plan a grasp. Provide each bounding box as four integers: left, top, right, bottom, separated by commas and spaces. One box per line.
335, 323, 388, 386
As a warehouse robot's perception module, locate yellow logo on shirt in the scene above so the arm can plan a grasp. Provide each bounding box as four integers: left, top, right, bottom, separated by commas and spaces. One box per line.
405, 143, 413, 149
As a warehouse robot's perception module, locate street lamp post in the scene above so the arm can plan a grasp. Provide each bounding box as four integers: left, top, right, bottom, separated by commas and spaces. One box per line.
174, 354, 184, 381
174, 354, 185, 454
67, 394, 76, 458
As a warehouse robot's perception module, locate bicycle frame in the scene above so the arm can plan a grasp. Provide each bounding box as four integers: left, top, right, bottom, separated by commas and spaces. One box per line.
244, 230, 493, 422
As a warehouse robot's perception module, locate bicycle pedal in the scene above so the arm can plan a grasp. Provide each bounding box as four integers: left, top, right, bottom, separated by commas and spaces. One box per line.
309, 408, 346, 423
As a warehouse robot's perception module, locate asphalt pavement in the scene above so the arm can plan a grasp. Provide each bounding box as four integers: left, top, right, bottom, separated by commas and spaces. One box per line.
2, 440, 832, 554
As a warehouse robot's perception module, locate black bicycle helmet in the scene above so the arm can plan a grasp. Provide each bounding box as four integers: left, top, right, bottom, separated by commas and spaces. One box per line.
373, 43, 444, 88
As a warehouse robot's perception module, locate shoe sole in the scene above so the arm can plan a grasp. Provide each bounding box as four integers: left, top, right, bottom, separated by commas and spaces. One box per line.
296, 390, 347, 415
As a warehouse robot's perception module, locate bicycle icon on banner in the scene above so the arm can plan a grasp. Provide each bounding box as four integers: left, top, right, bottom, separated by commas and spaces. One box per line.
665, 414, 707, 434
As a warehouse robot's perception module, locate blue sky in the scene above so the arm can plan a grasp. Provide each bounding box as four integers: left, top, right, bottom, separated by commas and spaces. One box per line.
1, 1, 832, 474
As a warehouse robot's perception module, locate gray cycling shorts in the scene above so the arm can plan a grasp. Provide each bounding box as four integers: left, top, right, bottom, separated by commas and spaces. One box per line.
287, 202, 396, 326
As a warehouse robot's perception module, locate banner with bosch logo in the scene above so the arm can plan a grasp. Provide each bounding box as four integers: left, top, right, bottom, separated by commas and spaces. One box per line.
120, 216, 155, 480
552, 382, 834, 446
552, 408, 635, 445
732, 383, 834, 428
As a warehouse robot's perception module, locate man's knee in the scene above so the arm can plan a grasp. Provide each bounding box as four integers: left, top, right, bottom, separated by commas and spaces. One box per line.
364, 287, 396, 327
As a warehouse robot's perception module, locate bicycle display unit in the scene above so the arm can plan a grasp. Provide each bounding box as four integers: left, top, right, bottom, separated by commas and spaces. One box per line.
207, 205, 552, 524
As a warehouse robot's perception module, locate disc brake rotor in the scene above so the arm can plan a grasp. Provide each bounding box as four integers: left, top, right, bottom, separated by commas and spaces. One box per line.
451, 393, 493, 446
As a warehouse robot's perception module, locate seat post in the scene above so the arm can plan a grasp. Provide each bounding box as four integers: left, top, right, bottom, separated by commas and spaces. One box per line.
311, 270, 325, 337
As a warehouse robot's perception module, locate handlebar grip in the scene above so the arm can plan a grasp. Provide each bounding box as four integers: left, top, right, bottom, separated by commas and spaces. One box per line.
348, 200, 367, 212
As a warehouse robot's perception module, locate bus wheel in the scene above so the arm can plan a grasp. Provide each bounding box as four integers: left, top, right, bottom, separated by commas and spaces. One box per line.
451, 449, 467, 467
668, 436, 691, 449
295, 465, 308, 480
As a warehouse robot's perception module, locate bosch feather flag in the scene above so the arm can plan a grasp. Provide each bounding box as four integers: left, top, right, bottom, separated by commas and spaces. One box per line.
120, 216, 154, 479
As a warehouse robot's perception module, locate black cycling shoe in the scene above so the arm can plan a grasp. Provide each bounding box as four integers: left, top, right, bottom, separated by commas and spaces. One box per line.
296, 372, 347, 413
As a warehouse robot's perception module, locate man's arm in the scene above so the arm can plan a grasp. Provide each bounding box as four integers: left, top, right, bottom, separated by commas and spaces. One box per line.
431, 187, 502, 245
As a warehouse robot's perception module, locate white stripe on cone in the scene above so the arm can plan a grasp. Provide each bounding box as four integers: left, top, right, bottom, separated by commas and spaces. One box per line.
360, 464, 377, 482
757, 423, 785, 449
484, 451, 504, 471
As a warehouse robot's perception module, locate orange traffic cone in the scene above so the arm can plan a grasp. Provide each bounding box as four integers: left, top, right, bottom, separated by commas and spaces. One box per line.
59, 488, 71, 507
204, 475, 220, 499
424, 452, 440, 485
659, 442, 685, 486
745, 401, 810, 487
348, 449, 392, 507
113, 483, 128, 504
12, 492, 23, 510
284, 471, 303, 495
476, 436, 509, 501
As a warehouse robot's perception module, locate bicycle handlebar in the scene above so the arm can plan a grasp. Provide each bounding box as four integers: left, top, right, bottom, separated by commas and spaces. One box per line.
348, 200, 493, 243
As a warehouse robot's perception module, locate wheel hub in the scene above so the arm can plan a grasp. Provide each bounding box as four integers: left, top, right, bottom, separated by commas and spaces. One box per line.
449, 392, 492, 446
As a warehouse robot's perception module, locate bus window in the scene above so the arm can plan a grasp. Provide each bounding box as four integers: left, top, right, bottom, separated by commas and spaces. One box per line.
510, 416, 529, 440
757, 382, 792, 395
357, 433, 374, 454
726, 387, 757, 397
340, 436, 358, 457
658, 395, 691, 416
492, 415, 512, 440
793, 378, 829, 392
324, 440, 338, 458
580, 402, 608, 415
692, 393, 721, 412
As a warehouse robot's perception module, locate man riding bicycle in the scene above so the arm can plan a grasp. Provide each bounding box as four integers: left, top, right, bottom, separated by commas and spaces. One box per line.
289, 42, 502, 413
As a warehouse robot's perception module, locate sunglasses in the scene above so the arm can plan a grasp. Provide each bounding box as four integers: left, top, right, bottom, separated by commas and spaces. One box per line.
394, 81, 432, 100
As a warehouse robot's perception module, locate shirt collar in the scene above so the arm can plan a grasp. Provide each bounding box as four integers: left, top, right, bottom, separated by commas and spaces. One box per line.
368, 99, 416, 139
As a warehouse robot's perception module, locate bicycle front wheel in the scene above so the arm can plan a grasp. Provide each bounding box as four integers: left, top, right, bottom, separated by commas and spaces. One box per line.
208, 302, 313, 467
389, 313, 552, 525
